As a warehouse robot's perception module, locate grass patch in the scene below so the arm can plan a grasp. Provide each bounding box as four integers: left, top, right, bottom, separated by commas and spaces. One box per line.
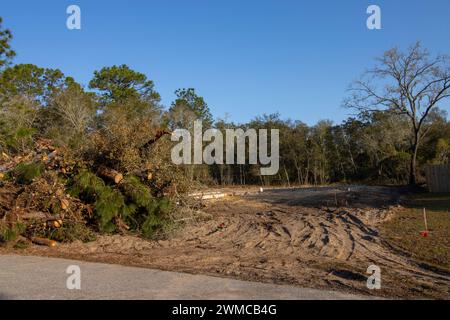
380, 192, 450, 273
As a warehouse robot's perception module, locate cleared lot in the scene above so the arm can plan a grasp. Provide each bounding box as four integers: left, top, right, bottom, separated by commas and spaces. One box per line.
1, 186, 449, 299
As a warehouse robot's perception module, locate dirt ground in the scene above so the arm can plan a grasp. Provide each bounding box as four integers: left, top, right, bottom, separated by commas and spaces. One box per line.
2, 185, 449, 299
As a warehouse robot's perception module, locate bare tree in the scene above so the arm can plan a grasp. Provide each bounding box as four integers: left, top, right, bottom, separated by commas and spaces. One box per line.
50, 86, 95, 135
345, 42, 450, 184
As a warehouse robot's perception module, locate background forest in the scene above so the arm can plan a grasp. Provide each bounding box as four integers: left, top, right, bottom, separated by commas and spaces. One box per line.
1, 17, 449, 189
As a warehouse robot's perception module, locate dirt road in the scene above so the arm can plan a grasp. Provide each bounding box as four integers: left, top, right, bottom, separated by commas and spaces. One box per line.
2, 186, 449, 299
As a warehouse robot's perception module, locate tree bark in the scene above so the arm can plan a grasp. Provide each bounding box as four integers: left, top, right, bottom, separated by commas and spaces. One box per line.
139, 130, 172, 152
97, 166, 123, 184
284, 166, 291, 187
409, 137, 420, 185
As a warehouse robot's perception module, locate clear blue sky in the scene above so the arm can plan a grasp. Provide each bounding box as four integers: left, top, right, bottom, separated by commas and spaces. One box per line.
1, 0, 450, 125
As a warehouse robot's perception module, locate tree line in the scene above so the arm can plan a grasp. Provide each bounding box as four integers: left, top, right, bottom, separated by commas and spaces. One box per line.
1, 17, 449, 187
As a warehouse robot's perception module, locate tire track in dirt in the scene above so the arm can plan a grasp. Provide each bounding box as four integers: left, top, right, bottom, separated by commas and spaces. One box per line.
7, 186, 448, 298
187, 186, 449, 298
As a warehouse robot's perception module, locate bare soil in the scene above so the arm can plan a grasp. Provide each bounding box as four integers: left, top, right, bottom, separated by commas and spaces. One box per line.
2, 186, 449, 299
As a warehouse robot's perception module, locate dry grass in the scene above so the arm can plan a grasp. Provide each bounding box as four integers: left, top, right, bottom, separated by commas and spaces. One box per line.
381, 192, 450, 273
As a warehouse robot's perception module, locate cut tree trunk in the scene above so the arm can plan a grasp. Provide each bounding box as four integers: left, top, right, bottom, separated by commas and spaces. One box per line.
31, 237, 57, 247
140, 130, 172, 152
97, 166, 123, 184
132, 169, 153, 181
15, 211, 63, 222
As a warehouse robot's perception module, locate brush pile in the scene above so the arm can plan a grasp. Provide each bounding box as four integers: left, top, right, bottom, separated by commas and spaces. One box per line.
0, 137, 187, 247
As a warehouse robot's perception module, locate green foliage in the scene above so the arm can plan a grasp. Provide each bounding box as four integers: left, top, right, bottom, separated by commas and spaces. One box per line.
89, 64, 160, 105
70, 171, 106, 200
141, 214, 163, 238
121, 175, 172, 238
121, 202, 138, 218
70, 172, 173, 236
0, 64, 67, 105
0, 17, 15, 69
94, 187, 125, 233
379, 152, 411, 184
0, 222, 25, 243
121, 175, 153, 207
70, 171, 125, 232
2, 126, 36, 152
169, 88, 213, 128
13, 162, 44, 184
0, 94, 39, 152
41, 221, 97, 243
15, 127, 35, 140
433, 138, 450, 164
141, 197, 172, 239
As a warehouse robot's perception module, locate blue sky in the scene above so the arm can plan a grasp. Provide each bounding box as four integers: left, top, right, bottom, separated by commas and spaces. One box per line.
1, 0, 450, 125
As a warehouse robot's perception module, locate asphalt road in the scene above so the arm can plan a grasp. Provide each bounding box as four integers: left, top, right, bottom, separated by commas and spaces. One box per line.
0, 255, 369, 300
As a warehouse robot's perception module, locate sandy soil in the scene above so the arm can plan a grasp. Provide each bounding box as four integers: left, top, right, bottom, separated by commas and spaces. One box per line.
2, 186, 449, 299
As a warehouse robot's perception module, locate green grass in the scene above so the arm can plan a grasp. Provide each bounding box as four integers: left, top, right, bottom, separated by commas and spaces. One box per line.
381, 192, 450, 273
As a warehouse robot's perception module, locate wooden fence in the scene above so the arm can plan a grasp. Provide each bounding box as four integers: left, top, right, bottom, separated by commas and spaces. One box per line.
424, 164, 450, 193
